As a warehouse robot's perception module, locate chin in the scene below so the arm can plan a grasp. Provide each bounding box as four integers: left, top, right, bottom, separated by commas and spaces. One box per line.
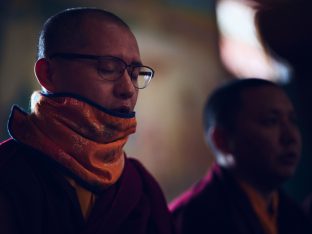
274, 155, 299, 178
275, 167, 297, 182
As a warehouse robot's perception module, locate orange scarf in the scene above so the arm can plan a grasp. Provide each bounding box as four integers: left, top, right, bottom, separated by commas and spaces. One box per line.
239, 181, 279, 234
9, 92, 136, 188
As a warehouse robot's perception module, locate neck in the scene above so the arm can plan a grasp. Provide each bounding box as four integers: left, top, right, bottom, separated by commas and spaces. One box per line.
229, 168, 277, 206
248, 183, 276, 206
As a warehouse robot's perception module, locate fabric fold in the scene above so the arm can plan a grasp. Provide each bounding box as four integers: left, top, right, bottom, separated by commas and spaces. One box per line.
8, 92, 136, 188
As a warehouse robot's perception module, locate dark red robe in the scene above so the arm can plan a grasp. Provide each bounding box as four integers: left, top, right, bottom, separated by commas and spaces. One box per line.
170, 164, 312, 234
0, 138, 174, 234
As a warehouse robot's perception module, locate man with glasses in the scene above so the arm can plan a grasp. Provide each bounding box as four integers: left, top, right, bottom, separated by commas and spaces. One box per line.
0, 8, 173, 234
170, 79, 312, 234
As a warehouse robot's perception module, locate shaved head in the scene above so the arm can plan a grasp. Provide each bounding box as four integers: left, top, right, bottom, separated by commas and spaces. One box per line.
37, 7, 130, 59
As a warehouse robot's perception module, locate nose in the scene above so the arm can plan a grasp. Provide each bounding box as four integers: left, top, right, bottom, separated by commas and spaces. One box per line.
280, 120, 301, 147
113, 70, 136, 99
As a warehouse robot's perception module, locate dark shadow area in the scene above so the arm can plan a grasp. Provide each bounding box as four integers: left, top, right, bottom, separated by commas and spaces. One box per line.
251, 0, 312, 202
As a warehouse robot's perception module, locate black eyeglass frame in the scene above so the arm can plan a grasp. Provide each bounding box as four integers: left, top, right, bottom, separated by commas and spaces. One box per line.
48, 52, 155, 89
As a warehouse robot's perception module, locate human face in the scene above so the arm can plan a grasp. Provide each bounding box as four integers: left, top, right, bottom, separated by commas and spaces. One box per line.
229, 86, 301, 188
48, 18, 140, 114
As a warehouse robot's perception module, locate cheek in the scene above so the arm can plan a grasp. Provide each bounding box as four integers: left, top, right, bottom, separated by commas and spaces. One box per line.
65, 75, 115, 106
253, 135, 277, 152
53, 66, 92, 93
84, 83, 115, 103
132, 91, 139, 103
234, 129, 278, 159
234, 135, 276, 176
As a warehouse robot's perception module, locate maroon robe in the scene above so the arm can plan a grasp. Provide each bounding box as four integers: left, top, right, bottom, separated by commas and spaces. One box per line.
0, 138, 174, 234
170, 164, 312, 234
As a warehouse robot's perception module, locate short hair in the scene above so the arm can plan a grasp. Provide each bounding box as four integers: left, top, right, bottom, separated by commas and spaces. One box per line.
37, 7, 130, 59
203, 78, 279, 133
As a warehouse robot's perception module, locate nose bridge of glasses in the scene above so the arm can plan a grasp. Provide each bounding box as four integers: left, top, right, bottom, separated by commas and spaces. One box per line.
125, 65, 144, 89
116, 63, 136, 86
125, 64, 136, 78
112, 58, 131, 77
100, 57, 151, 89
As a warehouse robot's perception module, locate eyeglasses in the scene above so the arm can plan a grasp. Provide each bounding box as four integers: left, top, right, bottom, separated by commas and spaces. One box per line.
49, 53, 155, 89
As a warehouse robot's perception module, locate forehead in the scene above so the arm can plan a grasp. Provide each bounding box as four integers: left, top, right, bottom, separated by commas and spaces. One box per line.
239, 86, 294, 116
63, 17, 140, 60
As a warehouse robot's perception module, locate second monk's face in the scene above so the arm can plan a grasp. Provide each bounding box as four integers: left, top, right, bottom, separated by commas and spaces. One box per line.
230, 86, 301, 185
50, 18, 140, 113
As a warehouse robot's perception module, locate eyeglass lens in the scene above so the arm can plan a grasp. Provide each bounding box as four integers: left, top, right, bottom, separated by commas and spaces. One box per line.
98, 58, 153, 89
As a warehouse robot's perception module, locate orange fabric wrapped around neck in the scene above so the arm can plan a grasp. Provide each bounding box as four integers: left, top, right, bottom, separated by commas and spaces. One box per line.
239, 181, 279, 234
9, 92, 137, 188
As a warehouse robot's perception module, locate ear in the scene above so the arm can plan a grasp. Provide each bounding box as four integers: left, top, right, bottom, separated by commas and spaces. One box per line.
34, 58, 55, 92
209, 126, 234, 155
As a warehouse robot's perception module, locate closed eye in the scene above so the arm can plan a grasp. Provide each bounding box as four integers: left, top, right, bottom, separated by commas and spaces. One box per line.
99, 68, 115, 74
259, 116, 279, 127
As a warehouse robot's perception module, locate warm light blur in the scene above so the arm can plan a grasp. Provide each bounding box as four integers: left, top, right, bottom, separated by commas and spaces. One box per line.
216, 0, 290, 82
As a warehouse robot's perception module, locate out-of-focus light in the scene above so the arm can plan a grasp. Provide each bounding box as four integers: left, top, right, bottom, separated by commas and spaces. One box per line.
217, 0, 258, 46
216, 0, 290, 83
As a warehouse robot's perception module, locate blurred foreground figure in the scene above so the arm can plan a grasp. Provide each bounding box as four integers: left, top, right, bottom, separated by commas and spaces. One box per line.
0, 7, 173, 234
170, 78, 312, 234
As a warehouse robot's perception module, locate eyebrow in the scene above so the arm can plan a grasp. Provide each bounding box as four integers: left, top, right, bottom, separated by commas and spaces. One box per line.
131, 61, 143, 66
109, 53, 142, 66
49, 53, 143, 66
262, 108, 296, 116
